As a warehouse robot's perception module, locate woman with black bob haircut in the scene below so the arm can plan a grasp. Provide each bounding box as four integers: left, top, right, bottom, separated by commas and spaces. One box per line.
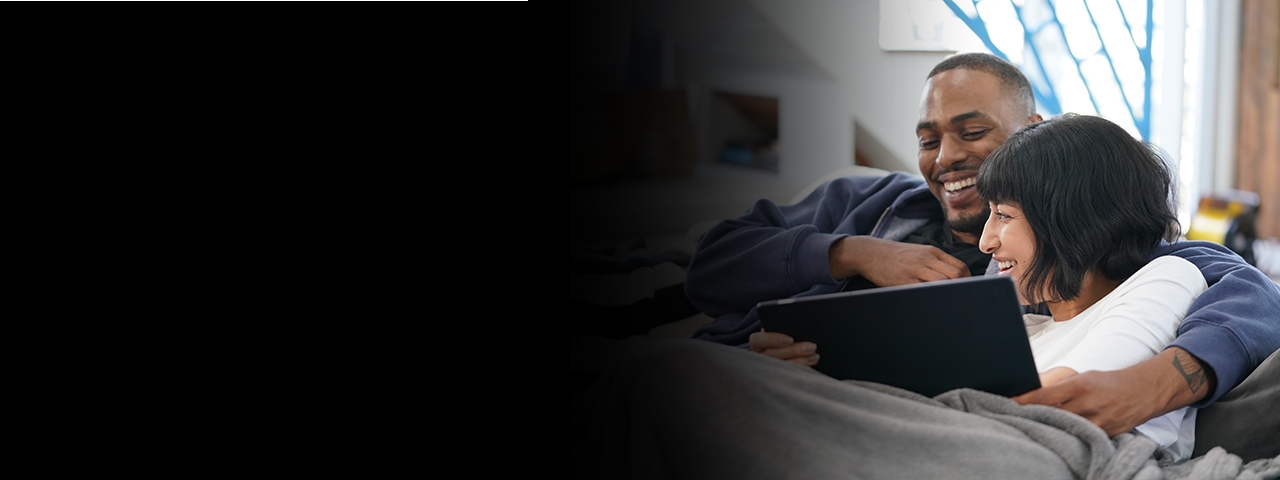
977, 113, 1179, 304
976, 113, 1207, 460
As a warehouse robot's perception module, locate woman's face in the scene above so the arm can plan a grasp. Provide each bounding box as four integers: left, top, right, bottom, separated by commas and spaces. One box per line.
978, 202, 1038, 303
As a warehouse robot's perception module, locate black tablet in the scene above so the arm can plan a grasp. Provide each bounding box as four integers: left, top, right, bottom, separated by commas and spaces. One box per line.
757, 275, 1041, 398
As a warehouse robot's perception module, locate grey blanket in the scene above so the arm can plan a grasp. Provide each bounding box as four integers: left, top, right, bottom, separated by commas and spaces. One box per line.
571, 339, 1280, 479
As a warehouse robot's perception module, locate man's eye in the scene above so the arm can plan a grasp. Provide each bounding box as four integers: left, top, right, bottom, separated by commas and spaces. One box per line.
919, 139, 939, 149
963, 129, 989, 139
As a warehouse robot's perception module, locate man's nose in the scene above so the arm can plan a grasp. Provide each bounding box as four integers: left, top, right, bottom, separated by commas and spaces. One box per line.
936, 135, 968, 169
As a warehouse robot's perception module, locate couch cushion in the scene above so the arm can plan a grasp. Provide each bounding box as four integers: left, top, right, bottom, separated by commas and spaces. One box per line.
1192, 349, 1280, 461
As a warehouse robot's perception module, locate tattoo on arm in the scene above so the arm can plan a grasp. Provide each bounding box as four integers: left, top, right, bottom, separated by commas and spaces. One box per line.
1172, 351, 1208, 395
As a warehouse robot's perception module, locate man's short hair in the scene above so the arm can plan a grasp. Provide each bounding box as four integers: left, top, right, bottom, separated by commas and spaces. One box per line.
976, 113, 1179, 303
928, 52, 1036, 117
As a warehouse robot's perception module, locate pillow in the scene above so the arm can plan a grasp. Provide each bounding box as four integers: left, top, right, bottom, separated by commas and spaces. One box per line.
1192, 349, 1280, 462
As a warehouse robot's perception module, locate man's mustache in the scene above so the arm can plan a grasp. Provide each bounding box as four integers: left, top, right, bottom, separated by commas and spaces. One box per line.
932, 164, 981, 183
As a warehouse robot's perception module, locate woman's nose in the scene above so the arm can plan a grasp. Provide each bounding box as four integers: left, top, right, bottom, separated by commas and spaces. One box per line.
978, 226, 998, 254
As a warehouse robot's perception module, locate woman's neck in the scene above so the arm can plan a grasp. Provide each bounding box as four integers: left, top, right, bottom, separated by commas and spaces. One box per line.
1045, 272, 1121, 321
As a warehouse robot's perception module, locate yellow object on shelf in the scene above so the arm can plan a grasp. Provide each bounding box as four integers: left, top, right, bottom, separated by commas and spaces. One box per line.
1187, 199, 1248, 244
1186, 191, 1260, 266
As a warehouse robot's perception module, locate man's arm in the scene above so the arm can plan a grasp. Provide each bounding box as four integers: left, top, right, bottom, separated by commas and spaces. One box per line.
1016, 241, 1279, 435
1161, 241, 1280, 406
747, 238, 970, 364
1013, 347, 1213, 437
684, 173, 923, 317
828, 236, 970, 286
687, 173, 971, 353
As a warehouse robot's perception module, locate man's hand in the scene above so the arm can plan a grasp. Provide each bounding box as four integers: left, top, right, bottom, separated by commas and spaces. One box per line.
829, 236, 970, 286
1012, 347, 1215, 437
749, 330, 819, 366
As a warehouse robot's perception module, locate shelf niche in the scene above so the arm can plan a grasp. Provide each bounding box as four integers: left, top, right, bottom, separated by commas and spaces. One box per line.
711, 91, 779, 173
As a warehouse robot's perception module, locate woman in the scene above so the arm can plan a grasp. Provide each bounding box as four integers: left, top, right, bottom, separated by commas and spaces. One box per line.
976, 113, 1206, 460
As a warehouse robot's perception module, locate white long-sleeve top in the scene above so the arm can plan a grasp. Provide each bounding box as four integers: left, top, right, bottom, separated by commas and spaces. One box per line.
1024, 255, 1208, 460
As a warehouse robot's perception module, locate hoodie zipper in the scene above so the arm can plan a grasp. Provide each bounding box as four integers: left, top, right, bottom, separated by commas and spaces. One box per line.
870, 206, 892, 238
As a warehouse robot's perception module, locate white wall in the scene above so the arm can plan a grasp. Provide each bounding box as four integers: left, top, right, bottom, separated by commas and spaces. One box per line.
684, 70, 854, 205
674, 0, 951, 198
571, 0, 955, 242
748, 0, 951, 175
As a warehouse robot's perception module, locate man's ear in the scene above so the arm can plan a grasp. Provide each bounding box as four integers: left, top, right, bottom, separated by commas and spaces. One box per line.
1028, 113, 1044, 123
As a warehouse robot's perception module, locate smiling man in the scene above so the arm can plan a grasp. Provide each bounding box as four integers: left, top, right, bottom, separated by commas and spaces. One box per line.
683, 52, 1280, 442
914, 62, 1040, 245
686, 53, 1043, 348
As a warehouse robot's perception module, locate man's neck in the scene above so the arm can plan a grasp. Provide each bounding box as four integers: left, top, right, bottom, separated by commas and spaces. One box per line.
950, 229, 980, 246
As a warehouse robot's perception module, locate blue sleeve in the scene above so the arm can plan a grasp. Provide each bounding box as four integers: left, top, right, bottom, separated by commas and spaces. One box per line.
1157, 241, 1280, 407
684, 173, 923, 318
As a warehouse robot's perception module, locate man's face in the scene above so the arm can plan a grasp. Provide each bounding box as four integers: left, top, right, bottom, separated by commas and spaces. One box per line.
916, 69, 1039, 243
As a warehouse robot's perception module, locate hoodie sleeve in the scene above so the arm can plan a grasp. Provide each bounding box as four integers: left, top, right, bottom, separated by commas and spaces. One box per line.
1158, 241, 1280, 407
684, 173, 925, 317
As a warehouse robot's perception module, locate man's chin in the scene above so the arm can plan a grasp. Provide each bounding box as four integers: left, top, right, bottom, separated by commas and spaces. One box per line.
947, 207, 990, 238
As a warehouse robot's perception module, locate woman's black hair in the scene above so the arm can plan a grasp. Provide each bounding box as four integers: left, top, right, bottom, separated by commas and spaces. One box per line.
976, 113, 1179, 303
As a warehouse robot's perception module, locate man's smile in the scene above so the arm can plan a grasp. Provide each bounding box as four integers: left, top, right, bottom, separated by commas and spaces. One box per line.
944, 177, 976, 192
936, 172, 981, 210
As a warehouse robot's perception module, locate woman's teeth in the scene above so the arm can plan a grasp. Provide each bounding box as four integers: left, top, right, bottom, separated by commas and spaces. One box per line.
998, 260, 1017, 270
945, 177, 976, 192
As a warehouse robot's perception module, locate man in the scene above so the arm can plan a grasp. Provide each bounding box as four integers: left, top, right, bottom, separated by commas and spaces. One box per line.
683, 53, 1280, 439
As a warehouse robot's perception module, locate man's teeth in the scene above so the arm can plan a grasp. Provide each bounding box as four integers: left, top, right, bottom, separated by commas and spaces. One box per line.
998, 260, 1017, 270
944, 177, 976, 192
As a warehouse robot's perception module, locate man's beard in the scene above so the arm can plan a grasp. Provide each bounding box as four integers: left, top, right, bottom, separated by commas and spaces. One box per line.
945, 202, 991, 239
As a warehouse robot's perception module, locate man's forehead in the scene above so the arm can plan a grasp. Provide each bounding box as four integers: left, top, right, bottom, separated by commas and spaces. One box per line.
926, 68, 1005, 93
918, 71, 1009, 126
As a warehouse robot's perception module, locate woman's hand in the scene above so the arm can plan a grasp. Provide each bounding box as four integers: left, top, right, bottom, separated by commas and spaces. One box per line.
1037, 367, 1079, 388
749, 330, 819, 366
